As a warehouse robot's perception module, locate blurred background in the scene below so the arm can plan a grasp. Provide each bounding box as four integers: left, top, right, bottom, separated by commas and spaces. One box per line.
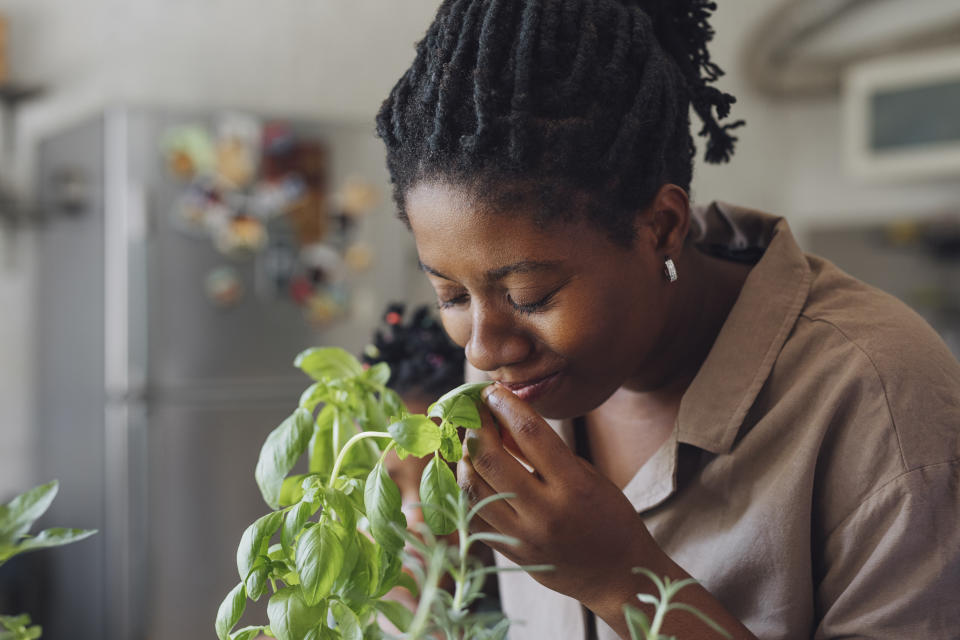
0, 1, 958, 638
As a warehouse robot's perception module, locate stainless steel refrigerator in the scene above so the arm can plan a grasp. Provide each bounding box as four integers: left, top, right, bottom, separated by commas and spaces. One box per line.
32, 107, 419, 639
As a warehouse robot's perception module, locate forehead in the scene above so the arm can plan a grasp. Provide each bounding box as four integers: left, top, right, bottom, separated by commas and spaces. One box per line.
404, 181, 593, 274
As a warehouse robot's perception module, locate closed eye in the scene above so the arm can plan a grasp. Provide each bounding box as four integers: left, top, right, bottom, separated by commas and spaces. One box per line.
506, 288, 559, 314
437, 292, 470, 310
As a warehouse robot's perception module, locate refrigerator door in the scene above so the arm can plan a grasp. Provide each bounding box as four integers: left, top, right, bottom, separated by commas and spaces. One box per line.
145, 398, 292, 639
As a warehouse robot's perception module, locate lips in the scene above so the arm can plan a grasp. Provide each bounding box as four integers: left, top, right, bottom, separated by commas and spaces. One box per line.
496, 371, 561, 403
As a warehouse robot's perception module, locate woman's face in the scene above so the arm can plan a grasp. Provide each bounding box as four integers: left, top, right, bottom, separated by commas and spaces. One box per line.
405, 181, 676, 420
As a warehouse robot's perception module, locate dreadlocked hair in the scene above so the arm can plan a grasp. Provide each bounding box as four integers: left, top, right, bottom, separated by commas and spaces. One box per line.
376, 0, 744, 244
362, 303, 465, 399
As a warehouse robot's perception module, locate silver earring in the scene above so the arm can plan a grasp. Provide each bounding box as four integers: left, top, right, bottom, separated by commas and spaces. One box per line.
663, 257, 678, 283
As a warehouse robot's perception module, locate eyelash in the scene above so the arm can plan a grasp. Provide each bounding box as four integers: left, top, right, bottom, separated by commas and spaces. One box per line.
436, 290, 558, 315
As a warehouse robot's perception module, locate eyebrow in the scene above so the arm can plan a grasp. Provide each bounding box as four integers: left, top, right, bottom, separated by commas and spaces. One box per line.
418, 259, 563, 283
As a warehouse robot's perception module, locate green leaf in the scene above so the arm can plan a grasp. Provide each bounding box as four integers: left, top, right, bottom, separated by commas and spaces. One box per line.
245, 563, 269, 601
1, 527, 97, 563
309, 405, 337, 476
427, 382, 491, 427
215, 582, 247, 640
230, 626, 267, 640
371, 600, 412, 633
267, 586, 327, 640
324, 488, 359, 532
666, 603, 732, 639
330, 600, 362, 640
300, 382, 332, 413
386, 416, 441, 458
282, 500, 318, 557
237, 511, 284, 583
278, 474, 312, 507
256, 409, 315, 509
623, 604, 651, 640
362, 362, 391, 388
363, 461, 406, 553
419, 455, 458, 536
0, 480, 59, 545
295, 347, 363, 382
438, 420, 461, 463
381, 388, 407, 422
360, 394, 388, 432
395, 570, 419, 598
296, 520, 345, 605
372, 547, 403, 598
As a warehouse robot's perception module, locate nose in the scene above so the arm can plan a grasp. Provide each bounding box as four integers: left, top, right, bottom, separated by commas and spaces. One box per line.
464, 303, 534, 373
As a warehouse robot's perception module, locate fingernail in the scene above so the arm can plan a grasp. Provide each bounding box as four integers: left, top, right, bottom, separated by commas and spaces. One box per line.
482, 382, 499, 401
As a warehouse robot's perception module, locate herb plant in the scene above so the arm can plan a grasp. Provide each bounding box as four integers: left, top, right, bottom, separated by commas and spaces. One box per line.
624, 569, 731, 640
0, 480, 97, 640
216, 347, 509, 640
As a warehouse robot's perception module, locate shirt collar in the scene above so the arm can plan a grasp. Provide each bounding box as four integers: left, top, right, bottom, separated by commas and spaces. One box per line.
677, 202, 813, 454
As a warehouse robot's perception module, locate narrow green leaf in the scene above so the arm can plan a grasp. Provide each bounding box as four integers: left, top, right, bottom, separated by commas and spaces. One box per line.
372, 546, 403, 598
215, 582, 247, 640
623, 604, 652, 639
363, 462, 406, 553
330, 600, 362, 640
300, 382, 331, 413
667, 602, 732, 639
295, 347, 363, 381
386, 416, 441, 458
324, 488, 359, 532
267, 586, 327, 640
0, 480, 59, 544
296, 520, 345, 605
237, 511, 284, 582
361, 393, 388, 431
419, 456, 458, 536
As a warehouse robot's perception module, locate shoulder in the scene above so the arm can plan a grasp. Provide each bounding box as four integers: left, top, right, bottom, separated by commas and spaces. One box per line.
787, 254, 960, 471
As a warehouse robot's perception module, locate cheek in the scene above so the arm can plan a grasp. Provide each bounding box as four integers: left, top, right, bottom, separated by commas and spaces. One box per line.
439, 311, 471, 349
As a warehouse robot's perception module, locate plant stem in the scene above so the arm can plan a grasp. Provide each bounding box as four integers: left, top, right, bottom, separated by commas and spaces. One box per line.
328, 431, 394, 485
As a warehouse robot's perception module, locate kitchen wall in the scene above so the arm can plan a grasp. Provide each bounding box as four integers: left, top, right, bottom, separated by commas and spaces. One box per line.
2, 0, 960, 495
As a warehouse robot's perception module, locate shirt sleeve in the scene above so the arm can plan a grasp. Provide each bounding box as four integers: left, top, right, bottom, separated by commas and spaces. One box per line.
814, 461, 960, 639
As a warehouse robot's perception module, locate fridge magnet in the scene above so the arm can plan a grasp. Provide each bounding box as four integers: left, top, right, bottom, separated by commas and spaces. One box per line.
204, 266, 244, 307
213, 216, 267, 257
162, 126, 216, 180
214, 113, 261, 190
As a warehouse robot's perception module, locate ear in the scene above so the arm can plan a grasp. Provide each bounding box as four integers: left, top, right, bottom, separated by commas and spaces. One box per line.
638, 184, 690, 257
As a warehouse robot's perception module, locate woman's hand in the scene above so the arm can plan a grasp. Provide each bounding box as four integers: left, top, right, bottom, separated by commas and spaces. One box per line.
457, 383, 665, 613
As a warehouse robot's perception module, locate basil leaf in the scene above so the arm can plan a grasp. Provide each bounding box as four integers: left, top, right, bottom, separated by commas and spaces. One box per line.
363, 461, 406, 554
420, 456, 459, 536
237, 511, 284, 582
308, 405, 336, 476
386, 416, 441, 458
267, 586, 327, 640
230, 627, 267, 640
282, 500, 318, 557
330, 600, 363, 640
245, 563, 269, 601
255, 409, 315, 509
373, 599, 413, 633
299, 382, 333, 413
362, 362, 391, 388
436, 393, 484, 431
360, 393, 388, 432
215, 582, 246, 640
381, 388, 407, 422
0, 480, 59, 545
1, 527, 97, 564
323, 488, 359, 532
296, 520, 345, 605
438, 420, 461, 463
295, 347, 363, 382
278, 474, 311, 507
427, 382, 491, 423
372, 547, 403, 598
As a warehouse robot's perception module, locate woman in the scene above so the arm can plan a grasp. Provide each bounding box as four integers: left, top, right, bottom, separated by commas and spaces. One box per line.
375, 1, 960, 638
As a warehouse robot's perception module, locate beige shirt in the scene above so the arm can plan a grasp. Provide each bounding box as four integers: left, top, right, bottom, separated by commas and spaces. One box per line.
488, 203, 960, 639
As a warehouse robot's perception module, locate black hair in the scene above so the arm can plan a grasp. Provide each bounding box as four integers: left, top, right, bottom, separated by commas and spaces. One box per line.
362, 303, 466, 399
376, 0, 744, 244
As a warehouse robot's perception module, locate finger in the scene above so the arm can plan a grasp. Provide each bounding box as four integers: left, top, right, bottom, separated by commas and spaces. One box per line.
463, 405, 541, 495
457, 456, 518, 533
481, 383, 576, 483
